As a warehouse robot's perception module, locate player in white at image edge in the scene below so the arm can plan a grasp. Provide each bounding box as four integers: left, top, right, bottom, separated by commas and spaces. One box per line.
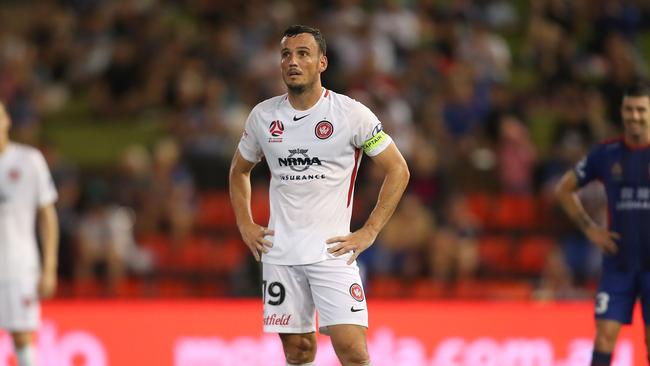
0, 102, 59, 366
229, 25, 410, 366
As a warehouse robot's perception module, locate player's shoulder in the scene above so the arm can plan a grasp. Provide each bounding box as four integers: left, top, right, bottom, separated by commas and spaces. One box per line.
327, 90, 365, 109
327, 90, 376, 124
592, 136, 624, 155
8, 142, 43, 159
245, 95, 287, 133
250, 94, 288, 116
598, 136, 624, 148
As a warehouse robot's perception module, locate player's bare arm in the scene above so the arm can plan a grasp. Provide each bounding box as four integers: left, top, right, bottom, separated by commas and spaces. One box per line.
327, 142, 409, 264
555, 170, 619, 254
229, 150, 274, 262
37, 203, 59, 299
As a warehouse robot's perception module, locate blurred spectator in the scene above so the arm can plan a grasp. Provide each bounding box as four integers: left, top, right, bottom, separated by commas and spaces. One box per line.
428, 193, 480, 282
533, 247, 587, 301
441, 64, 491, 147
91, 37, 142, 116
497, 115, 536, 193
76, 180, 152, 291
407, 135, 448, 214
457, 18, 511, 82
141, 137, 195, 246
370, 194, 435, 279
112, 144, 152, 235
481, 0, 518, 30
524, 14, 571, 84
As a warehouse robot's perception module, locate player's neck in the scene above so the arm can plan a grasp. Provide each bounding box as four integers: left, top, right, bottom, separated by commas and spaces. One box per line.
287, 85, 323, 111
624, 134, 650, 148
0, 136, 8, 153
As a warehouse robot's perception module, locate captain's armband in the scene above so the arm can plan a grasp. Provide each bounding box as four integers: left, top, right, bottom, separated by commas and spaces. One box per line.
362, 130, 388, 154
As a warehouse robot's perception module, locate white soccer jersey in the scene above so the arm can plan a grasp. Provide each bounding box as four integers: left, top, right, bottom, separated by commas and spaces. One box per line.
238, 88, 392, 265
0, 143, 58, 280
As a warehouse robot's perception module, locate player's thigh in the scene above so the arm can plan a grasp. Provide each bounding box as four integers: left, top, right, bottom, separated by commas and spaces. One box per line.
262, 263, 316, 333
305, 258, 368, 333
595, 271, 636, 324
0, 277, 40, 333
327, 324, 369, 361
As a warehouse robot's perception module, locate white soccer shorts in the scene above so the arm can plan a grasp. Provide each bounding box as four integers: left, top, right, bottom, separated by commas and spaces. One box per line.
262, 258, 368, 334
0, 276, 40, 332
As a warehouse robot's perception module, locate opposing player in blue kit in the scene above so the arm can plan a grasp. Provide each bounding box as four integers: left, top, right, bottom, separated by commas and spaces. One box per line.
556, 82, 650, 366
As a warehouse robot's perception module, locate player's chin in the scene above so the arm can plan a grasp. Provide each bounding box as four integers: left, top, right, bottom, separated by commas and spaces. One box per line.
625, 119, 643, 127
285, 81, 307, 93
628, 125, 644, 136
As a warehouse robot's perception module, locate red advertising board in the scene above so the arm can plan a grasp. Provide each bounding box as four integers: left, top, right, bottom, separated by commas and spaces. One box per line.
0, 300, 644, 365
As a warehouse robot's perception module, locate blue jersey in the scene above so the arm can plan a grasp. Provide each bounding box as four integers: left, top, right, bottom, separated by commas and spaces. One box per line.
575, 138, 650, 272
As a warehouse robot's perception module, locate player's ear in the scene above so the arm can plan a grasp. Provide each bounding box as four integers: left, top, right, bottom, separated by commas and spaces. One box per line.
319, 55, 328, 73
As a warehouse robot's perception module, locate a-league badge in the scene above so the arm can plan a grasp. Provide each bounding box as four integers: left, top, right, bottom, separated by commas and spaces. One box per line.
269, 120, 284, 137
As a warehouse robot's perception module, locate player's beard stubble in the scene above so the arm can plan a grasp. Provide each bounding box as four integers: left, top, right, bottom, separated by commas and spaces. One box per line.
624, 119, 647, 144
285, 79, 315, 95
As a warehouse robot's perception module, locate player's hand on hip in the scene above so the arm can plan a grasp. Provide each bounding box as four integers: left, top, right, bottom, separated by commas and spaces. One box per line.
326, 228, 377, 265
239, 222, 274, 262
585, 226, 620, 254
38, 270, 57, 299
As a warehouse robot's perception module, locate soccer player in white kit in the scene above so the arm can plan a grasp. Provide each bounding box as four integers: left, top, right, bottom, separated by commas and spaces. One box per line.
229, 25, 409, 365
0, 102, 59, 366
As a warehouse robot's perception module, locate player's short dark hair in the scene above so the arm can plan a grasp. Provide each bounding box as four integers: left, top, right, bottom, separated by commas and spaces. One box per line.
282, 25, 326, 55
623, 81, 650, 99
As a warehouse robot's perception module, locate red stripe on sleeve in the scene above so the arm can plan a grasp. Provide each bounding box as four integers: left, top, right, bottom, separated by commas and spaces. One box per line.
347, 149, 361, 207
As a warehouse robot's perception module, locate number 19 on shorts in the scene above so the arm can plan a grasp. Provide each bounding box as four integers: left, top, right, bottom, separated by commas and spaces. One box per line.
262, 280, 286, 306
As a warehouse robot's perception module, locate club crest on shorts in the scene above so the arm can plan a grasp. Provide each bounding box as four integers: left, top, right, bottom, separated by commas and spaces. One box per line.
315, 120, 333, 140
22, 296, 33, 308
349, 283, 364, 302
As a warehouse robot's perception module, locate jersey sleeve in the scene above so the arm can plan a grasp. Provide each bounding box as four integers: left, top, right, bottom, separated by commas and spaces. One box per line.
32, 150, 58, 207
574, 146, 603, 187
350, 101, 393, 157
237, 109, 264, 163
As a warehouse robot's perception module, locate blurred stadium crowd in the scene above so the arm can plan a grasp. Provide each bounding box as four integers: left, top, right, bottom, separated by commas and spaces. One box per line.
1, 0, 649, 299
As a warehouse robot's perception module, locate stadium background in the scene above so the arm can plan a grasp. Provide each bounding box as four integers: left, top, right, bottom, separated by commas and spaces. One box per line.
1, 0, 650, 365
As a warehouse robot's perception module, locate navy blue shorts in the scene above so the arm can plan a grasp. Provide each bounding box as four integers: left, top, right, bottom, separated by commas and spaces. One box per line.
595, 271, 650, 324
